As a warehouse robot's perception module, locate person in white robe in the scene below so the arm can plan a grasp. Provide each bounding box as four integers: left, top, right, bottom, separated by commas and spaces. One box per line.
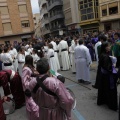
25, 45, 30, 56
0, 49, 4, 70
1, 46, 15, 71
43, 41, 49, 57
95, 39, 102, 64
58, 38, 70, 71
75, 39, 92, 85
69, 38, 79, 73
47, 44, 57, 72
50, 39, 60, 70
18, 47, 25, 77
28, 45, 33, 55
32, 49, 40, 68
9, 45, 18, 72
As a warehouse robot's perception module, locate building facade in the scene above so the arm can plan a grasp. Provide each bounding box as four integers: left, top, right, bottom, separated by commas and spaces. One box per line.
99, 0, 120, 31
78, 0, 99, 33
47, 0, 65, 37
0, 0, 34, 44
39, 0, 50, 38
63, 0, 80, 35
33, 13, 42, 39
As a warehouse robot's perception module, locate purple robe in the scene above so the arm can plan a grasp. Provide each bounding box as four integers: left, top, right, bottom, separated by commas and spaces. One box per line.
28, 76, 74, 120
26, 97, 39, 120
0, 70, 25, 107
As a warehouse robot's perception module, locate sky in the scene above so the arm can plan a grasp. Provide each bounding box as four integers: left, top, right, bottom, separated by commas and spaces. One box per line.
30, 0, 40, 14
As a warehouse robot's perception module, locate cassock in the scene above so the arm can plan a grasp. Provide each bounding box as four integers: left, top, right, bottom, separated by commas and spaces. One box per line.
18, 53, 25, 77
69, 44, 78, 73
32, 54, 40, 68
0, 95, 6, 120
75, 44, 92, 81
26, 97, 39, 120
95, 41, 101, 64
28, 76, 74, 120
1, 52, 14, 71
25, 51, 30, 56
97, 53, 118, 111
47, 48, 58, 72
0, 70, 25, 108
59, 40, 70, 70
28, 48, 33, 55
9, 48, 18, 72
43, 46, 49, 57
51, 41, 60, 70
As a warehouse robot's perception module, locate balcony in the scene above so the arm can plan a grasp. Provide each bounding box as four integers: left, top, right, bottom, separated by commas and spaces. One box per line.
49, 13, 64, 22
100, 13, 120, 22
17, 0, 26, 5
44, 19, 49, 25
48, 0, 63, 11
50, 24, 66, 32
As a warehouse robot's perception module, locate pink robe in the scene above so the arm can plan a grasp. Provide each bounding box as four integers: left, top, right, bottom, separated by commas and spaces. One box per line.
22, 67, 33, 91
28, 76, 74, 120
22, 67, 39, 120
26, 97, 39, 120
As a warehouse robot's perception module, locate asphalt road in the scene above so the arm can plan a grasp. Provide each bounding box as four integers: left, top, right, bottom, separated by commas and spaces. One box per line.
1, 62, 119, 120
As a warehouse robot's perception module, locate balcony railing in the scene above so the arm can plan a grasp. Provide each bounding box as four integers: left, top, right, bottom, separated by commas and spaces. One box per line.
48, 0, 63, 11
49, 12, 64, 22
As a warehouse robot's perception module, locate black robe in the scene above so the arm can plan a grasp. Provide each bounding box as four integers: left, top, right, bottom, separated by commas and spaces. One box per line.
97, 53, 118, 111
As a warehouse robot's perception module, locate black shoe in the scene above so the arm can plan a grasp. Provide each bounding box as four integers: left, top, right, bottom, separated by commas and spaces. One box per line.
78, 79, 84, 83
84, 81, 91, 85
78, 79, 82, 83
92, 85, 98, 89
72, 72, 76, 74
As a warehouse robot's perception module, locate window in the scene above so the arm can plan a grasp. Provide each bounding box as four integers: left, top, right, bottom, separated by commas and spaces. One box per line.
87, 13, 94, 19
109, 6, 118, 15
87, 8, 93, 13
0, 6, 9, 14
102, 9, 107, 16
3, 23, 12, 31
81, 15, 87, 21
21, 20, 30, 28
19, 5, 27, 13
81, 9, 86, 15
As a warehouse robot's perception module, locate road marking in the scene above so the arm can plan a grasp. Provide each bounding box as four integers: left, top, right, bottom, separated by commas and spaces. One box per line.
66, 84, 78, 88
72, 108, 85, 120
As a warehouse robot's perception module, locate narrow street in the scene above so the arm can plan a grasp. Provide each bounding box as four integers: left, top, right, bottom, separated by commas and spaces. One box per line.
0, 62, 118, 120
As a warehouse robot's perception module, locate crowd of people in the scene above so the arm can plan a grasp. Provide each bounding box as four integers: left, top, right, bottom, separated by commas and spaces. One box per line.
0, 29, 120, 120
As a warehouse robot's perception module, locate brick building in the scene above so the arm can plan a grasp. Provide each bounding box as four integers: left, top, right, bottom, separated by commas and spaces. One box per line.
0, 0, 34, 45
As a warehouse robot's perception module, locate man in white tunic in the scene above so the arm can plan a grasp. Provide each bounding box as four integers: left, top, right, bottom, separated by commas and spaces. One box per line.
47, 44, 58, 72
18, 46, 25, 77
58, 37, 70, 71
69, 38, 79, 73
28, 45, 33, 55
75, 39, 92, 85
50, 39, 60, 70
95, 37, 102, 64
9, 45, 18, 72
1, 46, 15, 71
